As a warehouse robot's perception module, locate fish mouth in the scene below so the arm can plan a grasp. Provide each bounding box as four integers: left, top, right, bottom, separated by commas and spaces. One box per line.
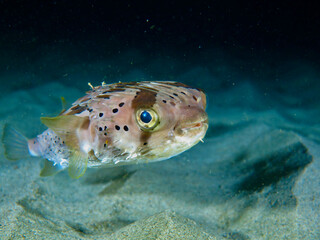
179, 118, 208, 132
173, 110, 208, 138
172, 117, 208, 149
181, 122, 208, 133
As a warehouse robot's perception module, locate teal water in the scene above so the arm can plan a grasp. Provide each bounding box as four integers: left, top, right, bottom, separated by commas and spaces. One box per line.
0, 1, 319, 239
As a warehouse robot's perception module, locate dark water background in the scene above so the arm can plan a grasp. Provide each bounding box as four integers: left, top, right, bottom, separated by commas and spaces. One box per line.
0, 1, 319, 239
1, 0, 319, 91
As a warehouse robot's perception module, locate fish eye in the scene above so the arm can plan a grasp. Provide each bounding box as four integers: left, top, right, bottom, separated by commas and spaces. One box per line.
136, 109, 159, 131
140, 111, 152, 123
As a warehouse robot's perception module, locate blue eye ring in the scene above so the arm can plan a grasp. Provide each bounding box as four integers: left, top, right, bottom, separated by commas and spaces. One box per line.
136, 108, 159, 131
140, 111, 152, 123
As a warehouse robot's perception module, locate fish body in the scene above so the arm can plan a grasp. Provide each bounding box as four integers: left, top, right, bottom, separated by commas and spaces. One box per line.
2, 81, 208, 178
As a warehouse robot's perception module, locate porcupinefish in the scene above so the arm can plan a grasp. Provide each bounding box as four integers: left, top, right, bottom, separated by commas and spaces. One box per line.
2, 81, 208, 178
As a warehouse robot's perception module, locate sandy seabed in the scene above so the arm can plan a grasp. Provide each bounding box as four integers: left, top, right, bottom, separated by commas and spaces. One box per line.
0, 50, 320, 239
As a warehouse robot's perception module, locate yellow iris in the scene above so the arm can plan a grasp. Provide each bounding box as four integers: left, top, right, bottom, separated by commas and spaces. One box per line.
136, 108, 159, 131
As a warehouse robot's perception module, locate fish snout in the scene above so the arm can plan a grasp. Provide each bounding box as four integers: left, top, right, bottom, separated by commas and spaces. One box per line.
174, 109, 208, 136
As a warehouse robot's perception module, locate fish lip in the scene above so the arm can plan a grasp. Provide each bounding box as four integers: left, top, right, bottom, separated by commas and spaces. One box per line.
180, 119, 208, 131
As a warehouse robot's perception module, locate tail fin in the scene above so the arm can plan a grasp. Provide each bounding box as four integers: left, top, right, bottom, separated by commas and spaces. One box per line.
2, 124, 30, 161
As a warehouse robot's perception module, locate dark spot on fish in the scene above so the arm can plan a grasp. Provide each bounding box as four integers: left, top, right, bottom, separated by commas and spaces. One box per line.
140, 132, 151, 147
193, 95, 197, 101
104, 144, 107, 147
119, 102, 125, 107
105, 88, 126, 93
104, 126, 108, 130
99, 113, 104, 117
170, 102, 176, 106
99, 127, 103, 131
115, 125, 120, 130
97, 94, 111, 99
87, 108, 93, 112
112, 108, 118, 113
169, 95, 175, 99
173, 93, 178, 96
181, 91, 186, 95
104, 132, 107, 136
63, 141, 65, 144
188, 105, 191, 107
143, 142, 148, 145
132, 89, 157, 109
67, 104, 87, 115
124, 125, 129, 131
80, 97, 91, 103
162, 100, 167, 103
54, 141, 57, 143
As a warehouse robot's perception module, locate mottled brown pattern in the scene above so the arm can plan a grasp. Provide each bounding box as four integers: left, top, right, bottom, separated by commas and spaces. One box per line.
96, 94, 111, 99
114, 82, 139, 88
79, 97, 91, 103
21, 80, 208, 179
66, 105, 87, 115
139, 146, 153, 156
134, 86, 159, 93
131, 89, 158, 146
159, 81, 204, 92
131, 89, 157, 109
157, 81, 191, 88
140, 131, 151, 145
102, 88, 126, 93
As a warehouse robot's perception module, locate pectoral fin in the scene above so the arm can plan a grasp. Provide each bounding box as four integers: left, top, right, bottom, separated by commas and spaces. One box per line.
40, 115, 89, 149
68, 151, 88, 179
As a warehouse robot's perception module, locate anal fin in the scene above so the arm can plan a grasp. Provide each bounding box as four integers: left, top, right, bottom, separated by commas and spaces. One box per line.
40, 159, 66, 177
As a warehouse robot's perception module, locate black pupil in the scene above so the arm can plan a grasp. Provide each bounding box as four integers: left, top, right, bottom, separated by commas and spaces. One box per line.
140, 111, 152, 123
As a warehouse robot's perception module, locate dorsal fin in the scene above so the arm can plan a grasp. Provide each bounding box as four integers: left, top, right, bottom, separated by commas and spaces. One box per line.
40, 115, 90, 149
59, 97, 68, 115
